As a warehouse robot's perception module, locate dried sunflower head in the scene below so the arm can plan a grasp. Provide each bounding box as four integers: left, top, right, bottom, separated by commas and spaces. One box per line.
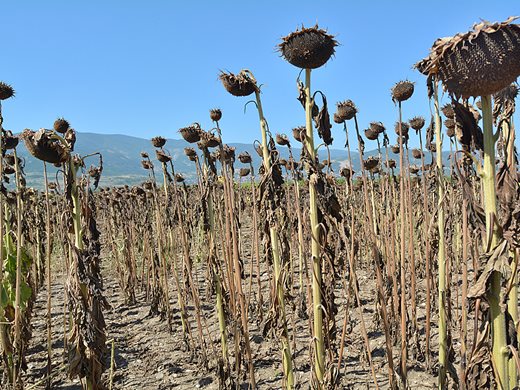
340, 166, 354, 179
370, 121, 386, 134
199, 131, 220, 148
412, 148, 424, 159
395, 121, 410, 136
210, 108, 222, 122
238, 151, 252, 164
179, 123, 202, 143
391, 81, 415, 103
409, 165, 420, 175
416, 17, 520, 98
276, 133, 291, 147
335, 100, 357, 121
442, 104, 455, 119
3, 164, 15, 175
409, 116, 425, 131
0, 82, 15, 100
292, 126, 306, 142
333, 113, 344, 124
151, 136, 166, 148
21, 129, 70, 164
363, 156, 380, 171
279, 25, 338, 69
446, 123, 456, 138
239, 167, 250, 177
3, 131, 19, 150
184, 147, 197, 159
386, 159, 397, 169
364, 128, 379, 140
155, 149, 172, 163
53, 118, 70, 134
217, 145, 235, 162
219, 70, 258, 97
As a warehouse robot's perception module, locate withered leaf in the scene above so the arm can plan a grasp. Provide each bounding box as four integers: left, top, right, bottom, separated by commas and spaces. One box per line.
297, 81, 319, 116
467, 240, 511, 305
313, 94, 333, 146
452, 100, 483, 152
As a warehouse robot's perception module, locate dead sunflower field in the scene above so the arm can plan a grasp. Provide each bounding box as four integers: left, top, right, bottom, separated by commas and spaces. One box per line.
1, 18, 520, 390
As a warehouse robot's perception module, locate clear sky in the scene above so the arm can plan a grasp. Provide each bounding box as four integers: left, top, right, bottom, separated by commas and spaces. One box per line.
2, 1, 519, 150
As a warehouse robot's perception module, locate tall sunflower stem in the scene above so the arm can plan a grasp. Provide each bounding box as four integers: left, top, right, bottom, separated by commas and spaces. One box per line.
433, 80, 447, 390
12, 148, 23, 386
304, 68, 324, 387
44, 162, 53, 389
254, 88, 294, 389
481, 94, 509, 390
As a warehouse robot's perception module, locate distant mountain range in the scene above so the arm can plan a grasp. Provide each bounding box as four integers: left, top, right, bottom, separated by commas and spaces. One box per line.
14, 132, 452, 189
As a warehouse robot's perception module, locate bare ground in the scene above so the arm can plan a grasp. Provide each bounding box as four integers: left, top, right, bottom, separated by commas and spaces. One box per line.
23, 261, 438, 389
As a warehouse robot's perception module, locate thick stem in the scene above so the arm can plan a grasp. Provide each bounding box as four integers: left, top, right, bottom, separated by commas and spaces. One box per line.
304, 68, 325, 386
481, 94, 509, 389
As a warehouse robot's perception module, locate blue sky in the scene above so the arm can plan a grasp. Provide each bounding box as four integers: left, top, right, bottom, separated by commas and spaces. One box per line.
2, 1, 518, 150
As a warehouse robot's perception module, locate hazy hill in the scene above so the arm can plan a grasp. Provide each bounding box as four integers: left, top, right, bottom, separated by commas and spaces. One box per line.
15, 132, 450, 189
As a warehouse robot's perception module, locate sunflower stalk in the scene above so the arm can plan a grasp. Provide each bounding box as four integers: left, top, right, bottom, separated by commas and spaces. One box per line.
304, 68, 325, 386
397, 104, 408, 388
481, 94, 509, 389
433, 80, 448, 390
157, 161, 186, 338
254, 87, 294, 389
44, 162, 53, 389
0, 102, 12, 383
417, 125, 432, 367
12, 147, 23, 386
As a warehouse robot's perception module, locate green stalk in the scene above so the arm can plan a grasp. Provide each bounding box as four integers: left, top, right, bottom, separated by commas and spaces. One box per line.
481, 95, 509, 389
254, 88, 294, 389
433, 80, 447, 389
304, 68, 324, 386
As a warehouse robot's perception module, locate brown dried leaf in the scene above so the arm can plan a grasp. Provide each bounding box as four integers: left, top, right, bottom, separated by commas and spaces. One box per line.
313, 94, 333, 145
467, 240, 511, 304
